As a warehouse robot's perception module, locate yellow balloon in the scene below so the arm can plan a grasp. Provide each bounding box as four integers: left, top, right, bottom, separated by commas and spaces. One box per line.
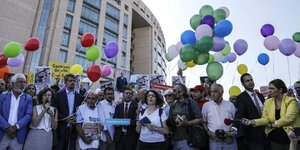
70, 64, 83, 75
229, 86, 241, 96
186, 61, 196, 68
237, 64, 248, 74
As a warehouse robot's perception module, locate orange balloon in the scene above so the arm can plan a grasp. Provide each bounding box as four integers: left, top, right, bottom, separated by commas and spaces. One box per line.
0, 66, 10, 78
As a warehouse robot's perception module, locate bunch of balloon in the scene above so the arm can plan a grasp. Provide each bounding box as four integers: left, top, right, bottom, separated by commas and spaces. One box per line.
81, 32, 101, 61
292, 32, 300, 58
87, 64, 101, 82
101, 65, 112, 77
3, 41, 25, 68
70, 64, 83, 75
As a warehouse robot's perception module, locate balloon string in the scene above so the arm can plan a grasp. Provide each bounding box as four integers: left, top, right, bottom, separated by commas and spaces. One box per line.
219, 63, 229, 83
187, 67, 193, 87
272, 51, 275, 79
287, 56, 291, 86
231, 58, 239, 85
264, 66, 268, 84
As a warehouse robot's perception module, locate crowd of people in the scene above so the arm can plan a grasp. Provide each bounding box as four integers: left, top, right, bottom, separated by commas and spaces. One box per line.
0, 72, 300, 150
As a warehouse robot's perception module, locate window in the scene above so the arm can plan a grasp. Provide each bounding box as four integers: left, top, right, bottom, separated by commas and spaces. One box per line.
83, 0, 101, 8
105, 16, 119, 33
58, 49, 68, 63
74, 54, 92, 72
103, 30, 118, 43
122, 40, 127, 53
123, 25, 127, 38
121, 52, 126, 68
67, 0, 75, 12
64, 15, 73, 29
106, 4, 120, 20
123, 14, 128, 25
81, 4, 99, 22
79, 20, 98, 36
61, 30, 70, 47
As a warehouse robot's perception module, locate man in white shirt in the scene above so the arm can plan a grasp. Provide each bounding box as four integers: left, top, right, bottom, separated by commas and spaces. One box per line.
294, 81, 300, 101
98, 87, 116, 150
202, 84, 237, 150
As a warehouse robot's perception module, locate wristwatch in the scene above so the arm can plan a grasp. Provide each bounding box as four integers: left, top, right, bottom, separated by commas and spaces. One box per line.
16, 124, 20, 129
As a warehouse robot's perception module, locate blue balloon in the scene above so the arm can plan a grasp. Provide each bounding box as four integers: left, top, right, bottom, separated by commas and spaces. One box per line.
258, 53, 269, 65
180, 30, 196, 45
214, 20, 233, 37
221, 55, 228, 63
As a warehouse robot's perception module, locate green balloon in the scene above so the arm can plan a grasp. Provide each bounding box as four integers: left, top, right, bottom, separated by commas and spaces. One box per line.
206, 61, 223, 81
221, 44, 231, 56
3, 42, 21, 58
293, 32, 300, 42
190, 14, 202, 30
199, 5, 214, 16
180, 44, 197, 62
208, 54, 214, 63
165, 54, 173, 62
86, 46, 100, 61
195, 36, 213, 53
193, 52, 209, 65
213, 9, 226, 23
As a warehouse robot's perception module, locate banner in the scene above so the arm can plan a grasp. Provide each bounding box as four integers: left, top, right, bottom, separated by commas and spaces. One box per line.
148, 74, 165, 89
34, 66, 51, 91
27, 72, 34, 84
48, 62, 71, 79
105, 119, 131, 125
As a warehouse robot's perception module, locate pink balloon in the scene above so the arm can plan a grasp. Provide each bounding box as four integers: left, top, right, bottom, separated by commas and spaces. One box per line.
294, 43, 300, 58
264, 35, 279, 51
176, 41, 182, 52
7, 53, 24, 67
101, 65, 112, 77
195, 24, 213, 40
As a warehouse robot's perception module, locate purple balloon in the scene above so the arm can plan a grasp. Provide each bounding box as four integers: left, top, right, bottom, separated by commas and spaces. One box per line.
201, 15, 215, 28
278, 38, 297, 56
105, 41, 119, 58
7, 53, 24, 67
212, 37, 226, 52
264, 35, 279, 51
261, 24, 275, 37
227, 52, 237, 63
294, 43, 300, 58
233, 39, 248, 56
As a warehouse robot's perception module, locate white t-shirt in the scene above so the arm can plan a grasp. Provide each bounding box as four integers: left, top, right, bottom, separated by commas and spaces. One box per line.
139, 108, 167, 143
97, 99, 116, 142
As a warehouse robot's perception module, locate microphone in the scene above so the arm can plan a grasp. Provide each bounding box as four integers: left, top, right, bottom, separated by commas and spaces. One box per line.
224, 118, 242, 125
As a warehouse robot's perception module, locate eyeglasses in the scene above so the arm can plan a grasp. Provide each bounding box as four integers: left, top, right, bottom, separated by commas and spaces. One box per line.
165, 94, 173, 98
147, 94, 156, 98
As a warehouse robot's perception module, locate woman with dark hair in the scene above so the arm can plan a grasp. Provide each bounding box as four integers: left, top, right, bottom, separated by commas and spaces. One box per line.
243, 79, 300, 150
24, 84, 38, 106
136, 90, 169, 150
23, 88, 58, 150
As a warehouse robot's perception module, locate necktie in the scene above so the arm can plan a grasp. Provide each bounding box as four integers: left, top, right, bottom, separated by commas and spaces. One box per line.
124, 103, 128, 118
251, 93, 262, 116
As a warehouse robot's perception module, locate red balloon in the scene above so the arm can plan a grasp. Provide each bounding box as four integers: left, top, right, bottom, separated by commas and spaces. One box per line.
24, 37, 40, 51
81, 32, 95, 47
87, 64, 101, 82
0, 54, 8, 69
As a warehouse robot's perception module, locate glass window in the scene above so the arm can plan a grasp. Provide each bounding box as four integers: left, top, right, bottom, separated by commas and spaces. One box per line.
81, 5, 99, 22
103, 30, 118, 43
74, 54, 92, 72
105, 16, 119, 33
106, 4, 120, 20
123, 25, 127, 38
79, 20, 98, 36
61, 30, 70, 47
58, 49, 68, 63
64, 15, 73, 29
121, 52, 126, 68
122, 40, 127, 53
67, 0, 75, 12
83, 0, 101, 8
123, 14, 128, 25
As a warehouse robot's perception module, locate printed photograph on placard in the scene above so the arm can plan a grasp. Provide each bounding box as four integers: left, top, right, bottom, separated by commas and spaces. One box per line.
172, 76, 186, 86
148, 74, 165, 88
34, 66, 51, 91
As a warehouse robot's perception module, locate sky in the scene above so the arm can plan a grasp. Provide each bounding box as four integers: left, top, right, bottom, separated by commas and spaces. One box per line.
142, 0, 300, 99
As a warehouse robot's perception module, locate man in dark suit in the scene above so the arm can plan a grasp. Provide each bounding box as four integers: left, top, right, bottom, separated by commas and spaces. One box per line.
113, 88, 138, 150
234, 73, 266, 150
52, 74, 84, 150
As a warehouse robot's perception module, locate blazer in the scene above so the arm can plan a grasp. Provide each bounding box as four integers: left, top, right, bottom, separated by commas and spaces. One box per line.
234, 91, 266, 143
0, 92, 32, 144
52, 89, 83, 140
254, 95, 300, 136
113, 101, 138, 144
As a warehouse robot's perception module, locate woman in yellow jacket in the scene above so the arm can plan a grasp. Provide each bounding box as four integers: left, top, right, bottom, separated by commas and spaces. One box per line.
243, 79, 300, 150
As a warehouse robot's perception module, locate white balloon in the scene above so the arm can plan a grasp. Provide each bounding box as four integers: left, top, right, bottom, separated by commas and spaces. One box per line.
177, 59, 187, 70
195, 24, 213, 40
219, 6, 230, 18
213, 52, 224, 62
7, 53, 24, 67
167, 44, 178, 58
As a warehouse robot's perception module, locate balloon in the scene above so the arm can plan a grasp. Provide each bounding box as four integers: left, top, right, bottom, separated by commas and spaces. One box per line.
212, 37, 226, 52
87, 64, 101, 82
213, 9, 226, 23
178, 59, 187, 71
260, 24, 275, 37
264, 35, 280, 51
294, 43, 300, 58
233, 39, 248, 56
165, 54, 173, 62
195, 24, 213, 39
258, 53, 269, 65
180, 30, 196, 45
293, 32, 300, 42
24, 37, 40, 51
278, 38, 297, 56
219, 6, 230, 18
102, 65, 112, 77
214, 20, 233, 38
167, 44, 179, 58
81, 32, 95, 47
221, 44, 231, 56
186, 61, 196, 68
200, 15, 215, 28
213, 52, 224, 62
0, 66, 10, 78
208, 54, 214, 63
193, 52, 209, 65
199, 5, 214, 16
3, 42, 22, 58
206, 61, 223, 81
7, 53, 24, 67
190, 14, 202, 30
237, 64, 248, 74
179, 44, 197, 62
195, 36, 213, 53
105, 41, 119, 58
0, 54, 8, 68
176, 41, 183, 52
221, 55, 228, 63
86, 46, 100, 61
70, 64, 83, 75
227, 52, 237, 63
229, 86, 241, 96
